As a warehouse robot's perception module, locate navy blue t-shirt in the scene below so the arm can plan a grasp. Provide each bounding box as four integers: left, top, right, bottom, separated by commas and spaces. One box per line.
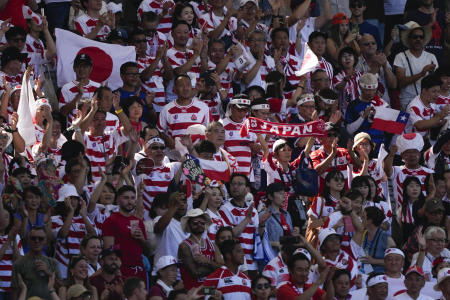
115, 88, 150, 123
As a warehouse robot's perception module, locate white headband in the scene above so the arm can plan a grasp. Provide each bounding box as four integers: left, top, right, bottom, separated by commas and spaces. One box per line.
146, 137, 165, 148
367, 275, 388, 287
230, 98, 251, 106
360, 82, 378, 89
384, 248, 405, 258
297, 95, 315, 106
317, 95, 336, 105
35, 98, 52, 110
251, 104, 270, 110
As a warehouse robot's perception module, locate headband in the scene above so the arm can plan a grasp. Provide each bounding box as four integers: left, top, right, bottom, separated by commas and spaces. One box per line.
251, 104, 270, 110
317, 94, 336, 105
146, 137, 165, 148
35, 98, 52, 109
367, 275, 388, 287
297, 95, 315, 106
360, 82, 378, 89
384, 248, 405, 258
230, 98, 251, 106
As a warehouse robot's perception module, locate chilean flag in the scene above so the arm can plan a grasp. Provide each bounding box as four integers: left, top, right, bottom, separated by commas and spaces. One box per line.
371, 107, 409, 134
189, 155, 231, 182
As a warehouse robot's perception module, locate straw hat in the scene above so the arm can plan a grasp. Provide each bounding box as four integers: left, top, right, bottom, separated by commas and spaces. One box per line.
400, 21, 432, 49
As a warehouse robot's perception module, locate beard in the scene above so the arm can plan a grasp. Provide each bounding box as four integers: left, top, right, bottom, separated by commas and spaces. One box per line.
103, 263, 120, 274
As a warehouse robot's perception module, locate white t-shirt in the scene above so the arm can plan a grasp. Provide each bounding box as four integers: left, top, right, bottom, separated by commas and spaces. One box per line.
153, 217, 189, 266
410, 249, 450, 282
393, 50, 438, 109
393, 290, 434, 300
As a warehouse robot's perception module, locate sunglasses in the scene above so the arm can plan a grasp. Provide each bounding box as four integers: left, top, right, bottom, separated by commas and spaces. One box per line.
151, 146, 165, 150
190, 220, 206, 226
409, 34, 424, 40
30, 236, 45, 242
256, 283, 271, 290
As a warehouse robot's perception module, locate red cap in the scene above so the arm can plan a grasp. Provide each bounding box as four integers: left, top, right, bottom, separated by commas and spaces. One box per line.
332, 12, 349, 25
405, 266, 425, 277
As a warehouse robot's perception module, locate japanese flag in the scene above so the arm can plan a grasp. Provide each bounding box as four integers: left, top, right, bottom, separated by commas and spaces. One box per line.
22, 5, 42, 25
295, 43, 319, 77
55, 29, 136, 90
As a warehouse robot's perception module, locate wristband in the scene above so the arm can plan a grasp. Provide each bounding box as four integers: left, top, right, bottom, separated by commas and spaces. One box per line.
115, 108, 123, 115
10, 129, 18, 133
297, 85, 305, 89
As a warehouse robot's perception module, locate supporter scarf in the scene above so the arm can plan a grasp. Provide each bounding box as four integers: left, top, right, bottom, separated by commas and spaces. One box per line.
240, 117, 326, 138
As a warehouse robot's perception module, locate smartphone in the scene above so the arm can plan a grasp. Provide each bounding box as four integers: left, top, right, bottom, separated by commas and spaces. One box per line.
202, 287, 216, 295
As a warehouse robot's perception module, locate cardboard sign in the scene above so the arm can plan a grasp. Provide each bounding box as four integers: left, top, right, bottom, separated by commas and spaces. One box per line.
182, 158, 205, 184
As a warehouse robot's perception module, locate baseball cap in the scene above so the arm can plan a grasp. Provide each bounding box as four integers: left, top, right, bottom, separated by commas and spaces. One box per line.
405, 266, 425, 278
434, 268, 450, 291
107, 29, 125, 43
100, 246, 123, 259
332, 12, 349, 25
272, 139, 288, 153
424, 198, 445, 213
154, 255, 178, 273
74, 53, 93, 66
319, 228, 341, 248
240, 0, 258, 7
67, 284, 91, 299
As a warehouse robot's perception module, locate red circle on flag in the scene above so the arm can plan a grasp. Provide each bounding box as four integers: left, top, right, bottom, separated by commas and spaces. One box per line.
403, 133, 416, 140
76, 47, 113, 84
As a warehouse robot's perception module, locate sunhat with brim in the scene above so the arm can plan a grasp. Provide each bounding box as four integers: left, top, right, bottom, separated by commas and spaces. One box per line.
57, 184, 80, 203
400, 21, 432, 49
353, 132, 375, 152
180, 208, 212, 233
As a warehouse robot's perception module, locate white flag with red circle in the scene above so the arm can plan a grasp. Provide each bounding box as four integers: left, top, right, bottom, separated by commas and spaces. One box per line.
55, 29, 136, 90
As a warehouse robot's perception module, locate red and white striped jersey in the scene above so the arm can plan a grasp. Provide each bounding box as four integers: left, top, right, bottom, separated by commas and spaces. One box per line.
0, 234, 23, 292
25, 35, 45, 60
222, 117, 257, 175
83, 128, 129, 182
199, 93, 222, 121
189, 0, 210, 18
157, 98, 210, 138
332, 70, 362, 103
352, 159, 383, 196
323, 211, 356, 248
52, 214, 97, 278
166, 47, 201, 87
105, 112, 120, 133
364, 200, 392, 224
74, 14, 111, 41
59, 80, 100, 127
146, 31, 167, 57
406, 95, 436, 137
262, 151, 303, 194
88, 204, 119, 235
137, 0, 175, 35
435, 94, 450, 113
389, 165, 433, 224
208, 60, 235, 100
0, 71, 22, 96
31, 134, 66, 165
137, 55, 166, 112
424, 146, 450, 171
141, 162, 181, 211
166, 27, 201, 49
307, 57, 333, 92
206, 209, 226, 242
324, 248, 359, 283
279, 52, 302, 88
307, 195, 339, 219
214, 148, 239, 174
199, 10, 237, 40
243, 54, 276, 89
219, 201, 258, 270
203, 266, 252, 300
310, 147, 351, 191
262, 253, 289, 286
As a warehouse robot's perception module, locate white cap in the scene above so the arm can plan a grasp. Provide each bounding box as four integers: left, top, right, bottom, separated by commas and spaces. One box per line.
359, 73, 378, 89
297, 94, 315, 106
272, 139, 288, 153
180, 208, 212, 233
145, 137, 165, 149
57, 184, 80, 202
11, 84, 21, 96
240, 0, 258, 7
107, 2, 122, 13
318, 228, 340, 248
384, 248, 405, 258
186, 124, 206, 144
293, 248, 311, 262
396, 133, 424, 154
367, 275, 388, 287
154, 256, 177, 273
434, 268, 450, 291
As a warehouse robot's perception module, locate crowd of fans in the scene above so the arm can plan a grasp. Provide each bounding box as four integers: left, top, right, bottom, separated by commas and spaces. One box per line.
0, 0, 448, 299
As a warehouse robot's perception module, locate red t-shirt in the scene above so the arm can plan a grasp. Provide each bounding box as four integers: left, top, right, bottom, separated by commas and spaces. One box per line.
102, 212, 147, 269
0, 0, 27, 30
277, 280, 325, 300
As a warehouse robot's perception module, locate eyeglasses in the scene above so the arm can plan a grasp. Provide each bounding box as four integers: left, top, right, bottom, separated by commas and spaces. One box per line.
30, 236, 45, 242
255, 283, 271, 290
410, 34, 424, 40
132, 39, 147, 44
190, 220, 206, 226
362, 42, 376, 46
427, 238, 448, 243
151, 146, 165, 150
124, 72, 139, 76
